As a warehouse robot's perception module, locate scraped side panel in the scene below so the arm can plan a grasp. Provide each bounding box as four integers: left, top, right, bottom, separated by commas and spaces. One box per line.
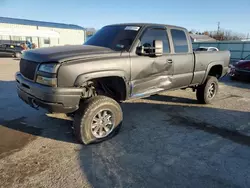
130, 55, 174, 98
131, 74, 173, 98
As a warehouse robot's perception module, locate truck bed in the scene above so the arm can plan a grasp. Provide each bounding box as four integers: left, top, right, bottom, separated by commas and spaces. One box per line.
191, 50, 230, 85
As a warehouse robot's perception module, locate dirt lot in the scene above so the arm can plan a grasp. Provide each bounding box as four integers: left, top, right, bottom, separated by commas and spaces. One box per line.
0, 58, 250, 188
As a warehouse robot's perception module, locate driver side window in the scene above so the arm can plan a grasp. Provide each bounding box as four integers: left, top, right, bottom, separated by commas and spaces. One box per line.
140, 28, 170, 53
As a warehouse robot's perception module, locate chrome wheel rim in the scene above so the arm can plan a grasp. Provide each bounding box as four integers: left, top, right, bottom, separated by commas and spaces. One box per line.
207, 83, 216, 98
91, 109, 115, 138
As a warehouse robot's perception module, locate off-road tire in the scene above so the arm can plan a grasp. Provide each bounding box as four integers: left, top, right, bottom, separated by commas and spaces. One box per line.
73, 96, 123, 145
196, 76, 219, 104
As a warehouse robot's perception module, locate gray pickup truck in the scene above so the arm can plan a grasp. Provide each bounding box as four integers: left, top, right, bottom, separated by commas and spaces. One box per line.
16, 23, 230, 144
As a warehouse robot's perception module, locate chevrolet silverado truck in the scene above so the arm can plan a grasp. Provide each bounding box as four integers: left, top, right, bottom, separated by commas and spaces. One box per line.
16, 23, 230, 144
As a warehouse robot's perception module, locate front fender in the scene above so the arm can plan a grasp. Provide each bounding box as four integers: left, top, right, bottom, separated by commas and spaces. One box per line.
74, 70, 130, 98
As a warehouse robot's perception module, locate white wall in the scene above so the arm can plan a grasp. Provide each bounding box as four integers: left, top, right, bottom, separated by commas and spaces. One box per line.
0, 23, 36, 42
0, 23, 85, 47
38, 26, 85, 46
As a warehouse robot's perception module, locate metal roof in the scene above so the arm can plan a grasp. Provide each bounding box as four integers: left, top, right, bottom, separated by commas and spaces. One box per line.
0, 17, 84, 30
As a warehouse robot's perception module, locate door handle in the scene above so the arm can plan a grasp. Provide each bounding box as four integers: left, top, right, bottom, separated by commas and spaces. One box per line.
167, 59, 173, 64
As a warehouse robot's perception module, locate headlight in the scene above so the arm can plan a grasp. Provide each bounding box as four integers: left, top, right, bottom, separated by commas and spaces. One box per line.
38, 63, 58, 73
36, 75, 57, 87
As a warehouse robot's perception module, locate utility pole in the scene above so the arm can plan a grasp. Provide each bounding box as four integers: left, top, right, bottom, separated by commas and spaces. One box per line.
217, 22, 220, 34
216, 22, 221, 41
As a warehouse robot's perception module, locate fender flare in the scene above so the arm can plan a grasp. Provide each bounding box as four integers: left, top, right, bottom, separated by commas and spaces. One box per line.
201, 61, 224, 84
74, 70, 130, 99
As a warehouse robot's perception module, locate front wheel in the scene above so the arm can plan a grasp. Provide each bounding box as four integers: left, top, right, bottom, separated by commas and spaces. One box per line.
196, 76, 219, 104
14, 52, 21, 58
73, 96, 123, 145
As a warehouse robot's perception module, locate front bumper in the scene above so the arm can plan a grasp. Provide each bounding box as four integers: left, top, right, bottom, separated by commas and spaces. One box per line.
16, 73, 82, 113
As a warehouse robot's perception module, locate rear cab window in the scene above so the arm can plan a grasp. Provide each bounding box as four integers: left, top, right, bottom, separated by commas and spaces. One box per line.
170, 29, 189, 53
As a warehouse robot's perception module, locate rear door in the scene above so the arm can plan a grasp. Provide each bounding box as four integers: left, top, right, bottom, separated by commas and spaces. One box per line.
169, 28, 195, 88
130, 26, 174, 97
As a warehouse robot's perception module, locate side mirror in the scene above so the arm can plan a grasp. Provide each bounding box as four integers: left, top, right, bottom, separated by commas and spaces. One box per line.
153, 40, 163, 57
136, 40, 163, 57
136, 46, 144, 56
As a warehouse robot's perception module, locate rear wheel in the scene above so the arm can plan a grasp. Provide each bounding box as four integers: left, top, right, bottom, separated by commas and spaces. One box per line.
196, 76, 218, 104
73, 96, 123, 144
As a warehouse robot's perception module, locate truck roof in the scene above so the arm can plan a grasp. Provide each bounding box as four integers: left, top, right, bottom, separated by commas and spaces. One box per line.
107, 23, 186, 30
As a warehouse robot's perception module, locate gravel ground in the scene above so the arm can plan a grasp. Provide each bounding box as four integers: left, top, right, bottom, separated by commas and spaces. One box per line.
0, 58, 250, 188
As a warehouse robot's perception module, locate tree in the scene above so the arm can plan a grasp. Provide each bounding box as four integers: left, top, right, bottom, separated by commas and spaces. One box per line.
188, 29, 197, 34
205, 29, 245, 41
86, 28, 96, 36
203, 31, 209, 36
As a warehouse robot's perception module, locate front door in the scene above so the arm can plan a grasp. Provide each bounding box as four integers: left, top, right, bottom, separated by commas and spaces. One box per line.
130, 27, 174, 98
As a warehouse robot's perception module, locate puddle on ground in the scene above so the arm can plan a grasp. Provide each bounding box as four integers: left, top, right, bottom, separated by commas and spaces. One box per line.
0, 117, 42, 159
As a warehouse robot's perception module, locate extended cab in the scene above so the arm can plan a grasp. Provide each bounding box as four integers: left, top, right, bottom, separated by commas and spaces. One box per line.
16, 23, 230, 144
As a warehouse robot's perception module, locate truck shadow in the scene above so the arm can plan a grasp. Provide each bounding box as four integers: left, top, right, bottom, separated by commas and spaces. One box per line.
146, 94, 198, 104
1, 80, 250, 187
78, 101, 250, 188
0, 80, 76, 159
2, 90, 250, 147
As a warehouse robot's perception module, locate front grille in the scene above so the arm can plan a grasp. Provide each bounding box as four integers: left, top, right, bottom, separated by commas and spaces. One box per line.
20, 59, 39, 80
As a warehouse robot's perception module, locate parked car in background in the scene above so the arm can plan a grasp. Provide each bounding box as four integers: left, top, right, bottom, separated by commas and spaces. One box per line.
0, 44, 25, 58
195, 46, 219, 52
229, 54, 250, 80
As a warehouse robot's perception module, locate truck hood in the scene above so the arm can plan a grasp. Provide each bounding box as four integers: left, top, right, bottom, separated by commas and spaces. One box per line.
22, 45, 115, 63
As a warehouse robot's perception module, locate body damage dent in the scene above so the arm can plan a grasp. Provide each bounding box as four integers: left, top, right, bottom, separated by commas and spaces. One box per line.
131, 75, 173, 97
135, 59, 172, 80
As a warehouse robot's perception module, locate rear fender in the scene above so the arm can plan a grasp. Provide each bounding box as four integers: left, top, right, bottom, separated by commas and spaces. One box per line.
201, 61, 224, 84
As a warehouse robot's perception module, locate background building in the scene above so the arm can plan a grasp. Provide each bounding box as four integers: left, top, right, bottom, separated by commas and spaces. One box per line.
0, 17, 85, 48
190, 34, 216, 42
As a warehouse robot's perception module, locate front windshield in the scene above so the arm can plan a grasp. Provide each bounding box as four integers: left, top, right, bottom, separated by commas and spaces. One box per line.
84, 25, 141, 51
